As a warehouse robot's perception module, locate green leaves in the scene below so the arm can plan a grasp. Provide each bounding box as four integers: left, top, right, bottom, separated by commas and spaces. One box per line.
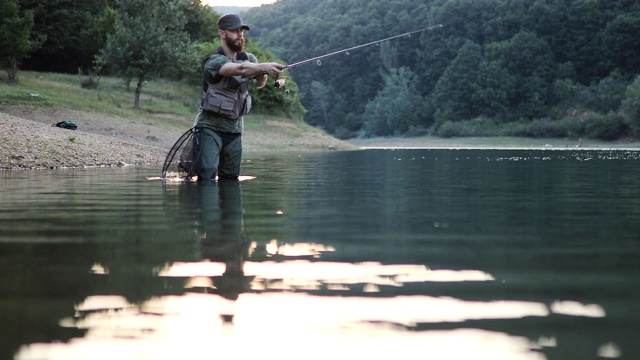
0, 0, 41, 83
99, 0, 190, 108
622, 76, 640, 136
363, 67, 426, 137
245, 0, 640, 139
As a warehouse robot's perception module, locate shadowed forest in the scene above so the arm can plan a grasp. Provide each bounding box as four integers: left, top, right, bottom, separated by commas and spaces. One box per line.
3, 0, 640, 140
244, 0, 640, 139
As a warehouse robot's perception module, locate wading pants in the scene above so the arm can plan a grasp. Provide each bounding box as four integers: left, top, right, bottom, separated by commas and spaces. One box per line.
193, 127, 242, 181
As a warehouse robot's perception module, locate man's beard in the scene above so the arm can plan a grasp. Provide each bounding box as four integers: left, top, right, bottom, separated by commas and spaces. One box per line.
226, 36, 245, 53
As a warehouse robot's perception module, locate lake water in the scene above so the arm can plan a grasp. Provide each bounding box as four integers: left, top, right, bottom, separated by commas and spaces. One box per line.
1, 148, 639, 360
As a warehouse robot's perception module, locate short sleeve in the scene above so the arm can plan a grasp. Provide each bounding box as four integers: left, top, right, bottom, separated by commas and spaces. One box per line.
203, 54, 230, 84
246, 53, 258, 64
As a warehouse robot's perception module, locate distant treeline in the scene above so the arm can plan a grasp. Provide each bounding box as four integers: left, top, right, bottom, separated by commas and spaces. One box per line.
244, 0, 640, 140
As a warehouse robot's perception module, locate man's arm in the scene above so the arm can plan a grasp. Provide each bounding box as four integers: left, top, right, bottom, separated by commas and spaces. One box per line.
219, 61, 284, 79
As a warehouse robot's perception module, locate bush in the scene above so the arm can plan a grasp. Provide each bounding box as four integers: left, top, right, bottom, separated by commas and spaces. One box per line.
573, 76, 628, 113
621, 75, 640, 136
434, 112, 629, 140
436, 121, 467, 138
78, 69, 100, 89
503, 117, 579, 138
583, 111, 627, 140
435, 117, 498, 137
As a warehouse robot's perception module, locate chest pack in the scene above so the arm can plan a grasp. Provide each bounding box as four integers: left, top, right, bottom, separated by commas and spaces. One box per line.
200, 47, 252, 119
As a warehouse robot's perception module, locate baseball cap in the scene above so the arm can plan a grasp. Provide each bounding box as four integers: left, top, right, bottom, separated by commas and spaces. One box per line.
218, 14, 250, 31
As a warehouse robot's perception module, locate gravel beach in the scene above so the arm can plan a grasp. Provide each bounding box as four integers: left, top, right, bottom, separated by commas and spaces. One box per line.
1, 111, 167, 170
0, 110, 353, 170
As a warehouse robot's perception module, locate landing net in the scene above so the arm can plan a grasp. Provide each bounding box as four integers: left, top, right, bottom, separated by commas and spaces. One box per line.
162, 127, 198, 181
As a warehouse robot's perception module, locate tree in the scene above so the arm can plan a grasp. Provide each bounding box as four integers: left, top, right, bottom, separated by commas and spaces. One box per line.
622, 75, 640, 136
433, 40, 483, 124
19, 0, 109, 73
80, 5, 117, 71
98, 0, 190, 109
0, 0, 42, 83
182, 0, 220, 43
485, 31, 555, 120
363, 67, 426, 137
305, 81, 333, 130
603, 12, 640, 78
472, 60, 513, 120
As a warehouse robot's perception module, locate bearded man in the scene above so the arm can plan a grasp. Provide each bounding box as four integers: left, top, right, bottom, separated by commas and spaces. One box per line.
193, 14, 284, 181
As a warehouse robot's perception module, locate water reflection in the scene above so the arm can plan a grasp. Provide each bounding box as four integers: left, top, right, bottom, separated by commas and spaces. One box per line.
189, 180, 251, 302
14, 176, 554, 360
8, 149, 636, 360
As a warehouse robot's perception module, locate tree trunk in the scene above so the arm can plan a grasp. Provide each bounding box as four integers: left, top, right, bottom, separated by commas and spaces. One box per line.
7, 57, 18, 84
134, 75, 144, 109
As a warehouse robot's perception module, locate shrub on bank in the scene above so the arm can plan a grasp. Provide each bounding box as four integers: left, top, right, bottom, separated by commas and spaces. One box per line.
436, 112, 628, 140
622, 75, 640, 136
436, 117, 500, 138
583, 111, 627, 140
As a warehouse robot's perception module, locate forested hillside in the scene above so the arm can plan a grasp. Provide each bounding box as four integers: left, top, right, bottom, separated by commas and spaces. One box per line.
244, 0, 640, 140
3, 0, 640, 140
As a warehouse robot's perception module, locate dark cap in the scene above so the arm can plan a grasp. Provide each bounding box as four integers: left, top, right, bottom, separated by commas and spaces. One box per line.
218, 14, 250, 31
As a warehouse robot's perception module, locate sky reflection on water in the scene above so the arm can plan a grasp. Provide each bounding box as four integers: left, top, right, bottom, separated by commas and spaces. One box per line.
16, 251, 609, 360
17, 258, 552, 360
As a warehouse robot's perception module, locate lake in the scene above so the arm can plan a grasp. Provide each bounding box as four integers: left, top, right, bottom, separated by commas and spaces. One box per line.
1, 148, 639, 360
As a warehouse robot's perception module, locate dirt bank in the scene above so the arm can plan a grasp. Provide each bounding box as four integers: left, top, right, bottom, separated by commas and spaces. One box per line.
0, 111, 168, 170
0, 109, 354, 170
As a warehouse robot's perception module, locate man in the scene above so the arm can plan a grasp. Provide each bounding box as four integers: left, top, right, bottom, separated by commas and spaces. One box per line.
193, 14, 284, 181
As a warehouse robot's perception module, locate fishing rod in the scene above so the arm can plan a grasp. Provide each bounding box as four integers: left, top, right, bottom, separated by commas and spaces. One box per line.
274, 24, 444, 88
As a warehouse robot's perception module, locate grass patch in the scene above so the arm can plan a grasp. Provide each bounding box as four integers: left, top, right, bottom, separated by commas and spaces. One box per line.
1, 71, 200, 120
1, 71, 352, 152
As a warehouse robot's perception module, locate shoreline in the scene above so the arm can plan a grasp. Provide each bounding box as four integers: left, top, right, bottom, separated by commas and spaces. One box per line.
348, 136, 640, 151
0, 110, 353, 170
3, 111, 640, 171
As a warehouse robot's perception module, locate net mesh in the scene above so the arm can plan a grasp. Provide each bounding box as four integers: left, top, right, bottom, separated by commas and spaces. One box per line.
162, 127, 198, 180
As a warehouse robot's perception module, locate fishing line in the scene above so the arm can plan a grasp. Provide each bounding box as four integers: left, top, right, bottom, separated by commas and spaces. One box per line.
285, 24, 443, 69
274, 24, 443, 89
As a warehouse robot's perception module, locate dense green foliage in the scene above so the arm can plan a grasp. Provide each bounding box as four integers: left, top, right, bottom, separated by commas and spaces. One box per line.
244, 0, 640, 139
0, 0, 42, 83
15, 0, 115, 73
97, 0, 190, 109
4, 0, 639, 138
3, 0, 302, 114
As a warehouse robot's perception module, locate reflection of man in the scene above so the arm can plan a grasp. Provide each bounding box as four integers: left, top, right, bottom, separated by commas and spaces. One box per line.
189, 180, 251, 301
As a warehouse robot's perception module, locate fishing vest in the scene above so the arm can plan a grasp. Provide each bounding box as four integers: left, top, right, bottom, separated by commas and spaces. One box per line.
201, 47, 252, 119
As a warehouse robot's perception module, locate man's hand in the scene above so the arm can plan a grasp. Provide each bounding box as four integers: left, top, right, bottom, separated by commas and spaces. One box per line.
261, 62, 285, 77
254, 73, 268, 81
253, 73, 268, 89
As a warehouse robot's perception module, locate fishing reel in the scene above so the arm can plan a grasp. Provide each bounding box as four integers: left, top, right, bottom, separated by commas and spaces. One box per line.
274, 77, 286, 88
274, 76, 290, 95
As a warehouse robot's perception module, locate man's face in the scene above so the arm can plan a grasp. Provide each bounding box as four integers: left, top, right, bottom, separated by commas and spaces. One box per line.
221, 28, 245, 53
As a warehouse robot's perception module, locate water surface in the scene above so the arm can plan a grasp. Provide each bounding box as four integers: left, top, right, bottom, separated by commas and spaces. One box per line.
1, 149, 639, 359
